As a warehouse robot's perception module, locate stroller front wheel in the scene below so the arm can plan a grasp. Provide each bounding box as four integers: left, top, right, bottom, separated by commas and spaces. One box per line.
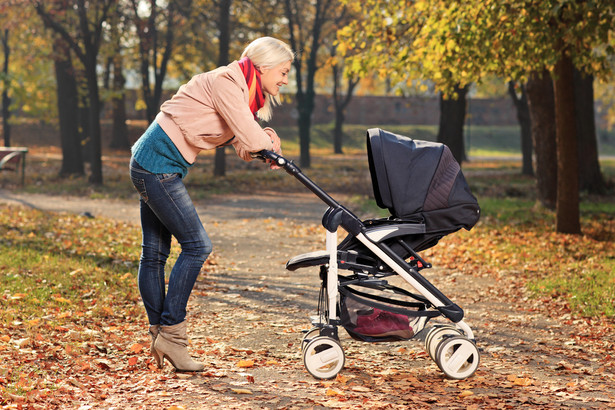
303, 336, 345, 379
434, 336, 480, 379
301, 328, 321, 352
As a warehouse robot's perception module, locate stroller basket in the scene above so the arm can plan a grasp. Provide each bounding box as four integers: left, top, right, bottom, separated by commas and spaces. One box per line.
340, 285, 438, 342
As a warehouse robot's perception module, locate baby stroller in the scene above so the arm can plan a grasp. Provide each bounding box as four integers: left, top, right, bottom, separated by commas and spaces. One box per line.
256, 128, 481, 380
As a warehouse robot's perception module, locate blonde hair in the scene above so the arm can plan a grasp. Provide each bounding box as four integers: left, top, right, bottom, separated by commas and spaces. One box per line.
241, 37, 294, 122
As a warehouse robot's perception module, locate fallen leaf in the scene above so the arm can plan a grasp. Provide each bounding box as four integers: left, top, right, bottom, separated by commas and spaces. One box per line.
513, 377, 533, 386
14, 337, 30, 349
231, 388, 252, 394
237, 359, 254, 368
335, 374, 349, 384
130, 343, 144, 353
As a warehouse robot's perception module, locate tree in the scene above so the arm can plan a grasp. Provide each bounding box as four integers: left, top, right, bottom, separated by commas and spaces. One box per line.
552, 51, 580, 233
213, 0, 232, 177
33, 0, 116, 185
1, 1, 64, 161
128, 0, 188, 124
574, 70, 606, 194
508, 81, 533, 176
54, 36, 84, 176
336, 1, 471, 163
331, 56, 358, 154
337, 0, 615, 234
284, 0, 337, 168
526, 71, 557, 209
326, 4, 359, 155
1, 29, 10, 147
104, 4, 129, 151
437, 83, 468, 163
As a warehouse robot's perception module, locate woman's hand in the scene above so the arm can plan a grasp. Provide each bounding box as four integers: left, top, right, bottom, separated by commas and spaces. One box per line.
263, 127, 282, 154
263, 127, 282, 169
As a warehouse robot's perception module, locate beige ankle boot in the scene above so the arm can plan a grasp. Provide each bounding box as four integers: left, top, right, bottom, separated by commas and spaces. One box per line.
149, 325, 161, 368
153, 321, 204, 372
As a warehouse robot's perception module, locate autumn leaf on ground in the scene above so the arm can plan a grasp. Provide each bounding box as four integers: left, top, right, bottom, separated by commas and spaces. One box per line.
237, 359, 254, 368
231, 388, 252, 394
507, 375, 533, 386
130, 343, 144, 353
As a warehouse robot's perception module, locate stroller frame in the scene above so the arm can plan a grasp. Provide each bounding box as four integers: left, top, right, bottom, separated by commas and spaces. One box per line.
256, 134, 480, 380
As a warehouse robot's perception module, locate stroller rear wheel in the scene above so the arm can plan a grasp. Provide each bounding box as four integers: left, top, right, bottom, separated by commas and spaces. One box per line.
303, 336, 345, 379
425, 325, 463, 360
434, 336, 480, 379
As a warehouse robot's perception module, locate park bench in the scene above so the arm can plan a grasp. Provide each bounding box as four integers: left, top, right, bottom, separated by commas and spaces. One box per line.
0, 147, 28, 185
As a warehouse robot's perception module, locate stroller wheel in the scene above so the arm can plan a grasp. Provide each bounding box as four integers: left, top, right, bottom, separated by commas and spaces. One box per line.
303, 336, 345, 380
425, 325, 463, 361
434, 336, 480, 380
301, 328, 321, 352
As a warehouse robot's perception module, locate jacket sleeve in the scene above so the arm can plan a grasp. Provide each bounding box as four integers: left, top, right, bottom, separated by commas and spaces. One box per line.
209, 74, 274, 161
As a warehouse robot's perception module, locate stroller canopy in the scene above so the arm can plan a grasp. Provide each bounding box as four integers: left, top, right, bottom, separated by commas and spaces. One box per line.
367, 128, 480, 232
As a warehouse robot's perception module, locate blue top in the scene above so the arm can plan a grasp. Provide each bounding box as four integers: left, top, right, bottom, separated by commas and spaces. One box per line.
131, 121, 192, 179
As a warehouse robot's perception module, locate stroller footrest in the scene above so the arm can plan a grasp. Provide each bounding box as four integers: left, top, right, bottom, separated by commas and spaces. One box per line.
286, 250, 330, 271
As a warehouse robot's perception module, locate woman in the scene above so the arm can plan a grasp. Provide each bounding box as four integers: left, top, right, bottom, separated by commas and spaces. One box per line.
129, 37, 294, 372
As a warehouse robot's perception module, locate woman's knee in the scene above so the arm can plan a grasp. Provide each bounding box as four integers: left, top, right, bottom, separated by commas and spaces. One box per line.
197, 240, 213, 261
182, 235, 212, 261
140, 243, 170, 264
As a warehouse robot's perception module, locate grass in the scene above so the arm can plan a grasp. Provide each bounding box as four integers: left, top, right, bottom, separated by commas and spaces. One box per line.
0, 207, 144, 325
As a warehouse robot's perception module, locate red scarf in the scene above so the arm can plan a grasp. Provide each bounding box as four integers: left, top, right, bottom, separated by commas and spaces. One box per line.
238, 57, 265, 118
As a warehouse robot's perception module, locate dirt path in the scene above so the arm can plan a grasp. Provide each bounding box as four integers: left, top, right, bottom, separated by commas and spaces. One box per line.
1, 189, 614, 409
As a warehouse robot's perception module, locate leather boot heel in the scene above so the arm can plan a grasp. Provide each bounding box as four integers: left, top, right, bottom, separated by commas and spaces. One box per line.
154, 321, 204, 372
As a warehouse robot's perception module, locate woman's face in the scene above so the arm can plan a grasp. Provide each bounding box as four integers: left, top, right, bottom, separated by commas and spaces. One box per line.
259, 60, 291, 96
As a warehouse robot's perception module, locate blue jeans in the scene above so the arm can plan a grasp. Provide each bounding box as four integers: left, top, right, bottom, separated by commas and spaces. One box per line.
129, 158, 212, 326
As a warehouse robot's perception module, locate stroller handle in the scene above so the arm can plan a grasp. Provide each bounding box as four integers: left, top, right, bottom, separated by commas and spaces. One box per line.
253, 149, 286, 167
253, 150, 337, 206
254, 150, 362, 233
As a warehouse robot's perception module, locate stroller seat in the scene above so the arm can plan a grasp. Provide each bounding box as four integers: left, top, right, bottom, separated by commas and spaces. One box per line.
286, 220, 427, 272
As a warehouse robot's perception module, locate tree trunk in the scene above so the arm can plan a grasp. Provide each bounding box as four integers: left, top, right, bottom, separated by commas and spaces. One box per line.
79, 94, 91, 163
332, 64, 358, 155
214, 0, 232, 177
284, 0, 331, 169
573, 69, 605, 194
507, 81, 533, 176
553, 52, 580, 234
109, 56, 129, 150
526, 70, 557, 210
1, 29, 11, 147
85, 54, 103, 184
53, 37, 84, 176
437, 84, 468, 163
298, 91, 313, 168
333, 109, 344, 154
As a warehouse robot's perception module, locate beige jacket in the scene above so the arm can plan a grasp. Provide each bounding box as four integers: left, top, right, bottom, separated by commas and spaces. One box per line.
156, 61, 274, 163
